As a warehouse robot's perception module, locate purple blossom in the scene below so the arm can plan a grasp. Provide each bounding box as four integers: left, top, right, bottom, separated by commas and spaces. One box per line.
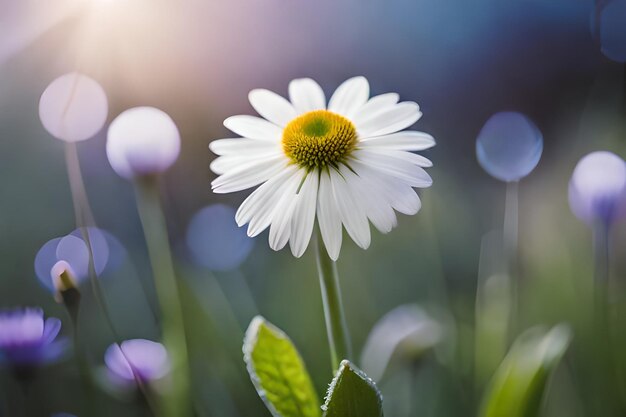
569, 151, 626, 227
104, 339, 170, 387
0, 308, 68, 367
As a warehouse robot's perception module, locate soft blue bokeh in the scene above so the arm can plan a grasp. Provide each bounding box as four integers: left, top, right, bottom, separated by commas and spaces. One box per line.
476, 112, 543, 182
599, 0, 626, 62
186, 204, 254, 272
34, 227, 124, 290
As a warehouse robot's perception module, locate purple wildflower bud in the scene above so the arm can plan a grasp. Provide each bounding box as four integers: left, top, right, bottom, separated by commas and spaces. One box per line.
569, 151, 626, 227
104, 339, 170, 387
0, 308, 68, 370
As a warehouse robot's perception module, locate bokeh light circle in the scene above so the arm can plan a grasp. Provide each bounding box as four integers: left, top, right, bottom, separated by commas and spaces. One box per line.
34, 228, 119, 290
599, 0, 626, 62
569, 151, 626, 226
39, 72, 108, 142
186, 204, 254, 271
476, 112, 543, 182
106, 107, 181, 179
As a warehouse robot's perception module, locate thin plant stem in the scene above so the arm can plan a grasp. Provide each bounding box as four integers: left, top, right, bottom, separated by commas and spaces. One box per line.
134, 176, 191, 417
593, 221, 609, 285
64, 142, 159, 415
503, 180, 519, 335
315, 227, 351, 372
64, 143, 122, 341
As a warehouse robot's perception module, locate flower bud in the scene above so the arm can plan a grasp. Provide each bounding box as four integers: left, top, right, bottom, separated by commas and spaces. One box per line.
39, 72, 108, 142
569, 151, 626, 227
106, 107, 181, 179
104, 339, 171, 388
50, 261, 81, 322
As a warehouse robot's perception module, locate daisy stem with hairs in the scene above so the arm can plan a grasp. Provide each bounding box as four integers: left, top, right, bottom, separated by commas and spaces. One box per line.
134, 176, 191, 417
315, 227, 351, 371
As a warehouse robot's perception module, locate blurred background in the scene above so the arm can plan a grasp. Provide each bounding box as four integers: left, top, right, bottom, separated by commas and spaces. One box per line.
1, 0, 626, 416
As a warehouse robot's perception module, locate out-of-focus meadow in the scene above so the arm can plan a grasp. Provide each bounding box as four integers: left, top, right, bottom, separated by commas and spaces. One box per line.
1, 0, 626, 416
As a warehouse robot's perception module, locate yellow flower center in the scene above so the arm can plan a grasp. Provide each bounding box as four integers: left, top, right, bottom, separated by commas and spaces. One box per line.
282, 110, 357, 169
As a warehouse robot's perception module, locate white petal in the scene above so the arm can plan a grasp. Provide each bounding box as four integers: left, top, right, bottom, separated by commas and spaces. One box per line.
329, 168, 371, 249
244, 168, 303, 237
210, 152, 282, 175
211, 156, 287, 193
288, 78, 326, 114
359, 148, 432, 167
353, 149, 432, 188
357, 102, 422, 138
209, 138, 280, 156
351, 160, 422, 215
289, 171, 319, 257
338, 165, 397, 234
352, 93, 399, 126
359, 131, 436, 151
268, 174, 303, 251
248, 89, 297, 127
236, 165, 299, 228
317, 170, 342, 260
328, 76, 370, 118
223, 115, 283, 141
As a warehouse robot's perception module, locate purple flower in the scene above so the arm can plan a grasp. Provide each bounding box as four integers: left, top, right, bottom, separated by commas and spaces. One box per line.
0, 308, 68, 367
104, 339, 170, 387
569, 151, 626, 226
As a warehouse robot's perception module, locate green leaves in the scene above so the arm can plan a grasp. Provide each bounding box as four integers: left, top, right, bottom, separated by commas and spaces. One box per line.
243, 317, 384, 417
479, 324, 572, 417
322, 360, 384, 417
243, 316, 321, 417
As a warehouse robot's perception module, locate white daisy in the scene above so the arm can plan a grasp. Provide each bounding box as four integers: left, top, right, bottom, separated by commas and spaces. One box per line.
210, 76, 435, 261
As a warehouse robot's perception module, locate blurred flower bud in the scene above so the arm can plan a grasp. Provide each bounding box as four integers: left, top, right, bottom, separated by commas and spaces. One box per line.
50, 261, 81, 321
104, 339, 171, 388
35, 228, 123, 293
106, 107, 181, 179
39, 72, 108, 142
476, 112, 543, 182
569, 151, 626, 227
360, 305, 443, 382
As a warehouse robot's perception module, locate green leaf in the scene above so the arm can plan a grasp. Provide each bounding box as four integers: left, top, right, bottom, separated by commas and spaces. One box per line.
243, 316, 321, 417
322, 360, 384, 417
479, 324, 572, 417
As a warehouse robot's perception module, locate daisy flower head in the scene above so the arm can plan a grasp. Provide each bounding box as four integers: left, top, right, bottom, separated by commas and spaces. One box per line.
210, 77, 435, 261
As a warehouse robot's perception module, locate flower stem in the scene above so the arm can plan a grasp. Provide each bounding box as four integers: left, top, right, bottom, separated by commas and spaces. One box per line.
593, 220, 609, 285
315, 227, 351, 372
134, 176, 191, 417
64, 143, 120, 339
503, 180, 519, 336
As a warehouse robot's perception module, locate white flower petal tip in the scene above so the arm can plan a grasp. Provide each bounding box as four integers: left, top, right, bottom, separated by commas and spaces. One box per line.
288, 78, 326, 113
210, 76, 435, 260
248, 89, 297, 127
223, 115, 282, 141
328, 76, 370, 117
106, 107, 180, 179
